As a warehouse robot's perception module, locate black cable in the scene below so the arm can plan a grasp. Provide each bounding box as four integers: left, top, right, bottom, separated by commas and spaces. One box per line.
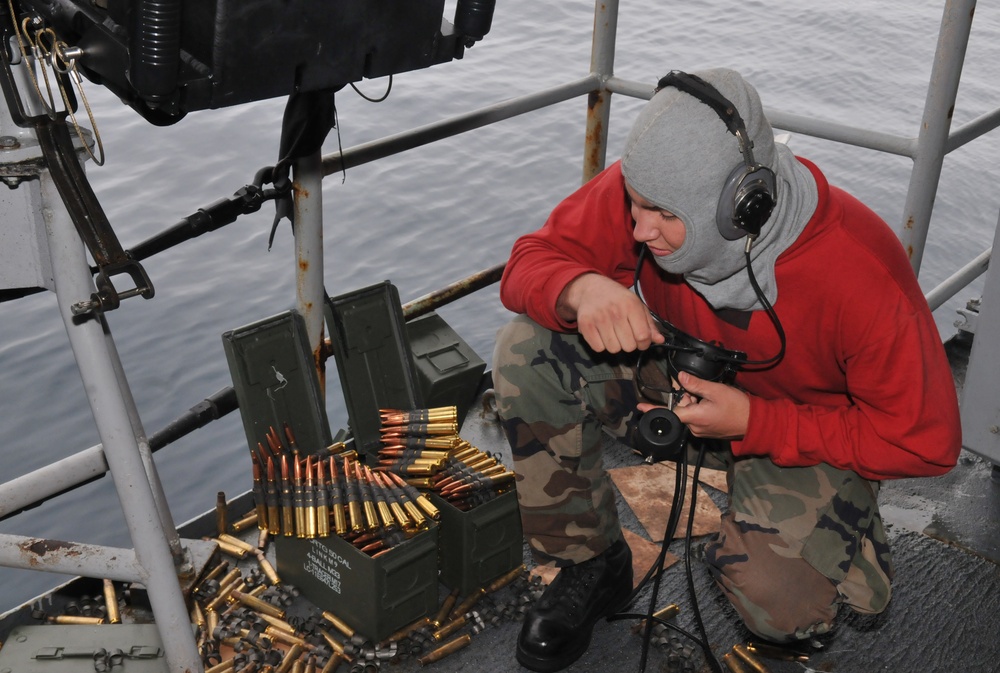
349, 75, 393, 102
684, 445, 724, 673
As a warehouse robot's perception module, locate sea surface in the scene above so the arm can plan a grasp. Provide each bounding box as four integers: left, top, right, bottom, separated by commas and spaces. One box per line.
1, 0, 998, 613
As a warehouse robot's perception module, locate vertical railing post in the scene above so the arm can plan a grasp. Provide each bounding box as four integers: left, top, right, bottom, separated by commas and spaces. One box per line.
40, 172, 203, 673
293, 149, 327, 391
582, 0, 619, 183
900, 0, 975, 274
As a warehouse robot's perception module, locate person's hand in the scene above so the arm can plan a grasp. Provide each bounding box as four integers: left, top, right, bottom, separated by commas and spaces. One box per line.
557, 273, 665, 353
637, 371, 750, 439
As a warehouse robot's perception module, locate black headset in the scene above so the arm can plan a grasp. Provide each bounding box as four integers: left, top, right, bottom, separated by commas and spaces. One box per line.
655, 70, 777, 241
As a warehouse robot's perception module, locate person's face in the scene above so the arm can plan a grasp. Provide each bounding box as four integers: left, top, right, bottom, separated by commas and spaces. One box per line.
626, 182, 686, 257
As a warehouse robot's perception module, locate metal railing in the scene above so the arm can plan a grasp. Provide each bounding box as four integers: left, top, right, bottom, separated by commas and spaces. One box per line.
1, 0, 998, 671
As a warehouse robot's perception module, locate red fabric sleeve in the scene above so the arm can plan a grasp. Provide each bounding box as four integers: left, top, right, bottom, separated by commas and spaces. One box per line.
500, 163, 638, 331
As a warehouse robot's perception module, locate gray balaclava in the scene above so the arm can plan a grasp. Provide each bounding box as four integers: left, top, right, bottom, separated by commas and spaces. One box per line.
621, 68, 818, 311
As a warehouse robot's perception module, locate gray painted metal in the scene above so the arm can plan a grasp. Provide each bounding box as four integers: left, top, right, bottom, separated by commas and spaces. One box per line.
293, 150, 326, 362
581, 0, 617, 183
960, 211, 1000, 463
901, 0, 975, 272
0, 533, 140, 582
36, 171, 202, 672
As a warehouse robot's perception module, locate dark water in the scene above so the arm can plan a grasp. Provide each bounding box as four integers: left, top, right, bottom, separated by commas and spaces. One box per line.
1, 0, 998, 612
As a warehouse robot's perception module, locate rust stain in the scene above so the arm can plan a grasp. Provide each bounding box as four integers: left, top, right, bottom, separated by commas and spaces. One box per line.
298, 258, 309, 272
904, 215, 915, 230
21, 539, 82, 565
907, 244, 915, 259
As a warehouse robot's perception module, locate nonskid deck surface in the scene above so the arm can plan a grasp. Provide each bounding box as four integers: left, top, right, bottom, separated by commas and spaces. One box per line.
2, 336, 997, 673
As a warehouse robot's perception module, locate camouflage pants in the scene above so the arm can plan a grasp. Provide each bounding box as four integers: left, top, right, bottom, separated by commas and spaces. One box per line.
492, 314, 894, 642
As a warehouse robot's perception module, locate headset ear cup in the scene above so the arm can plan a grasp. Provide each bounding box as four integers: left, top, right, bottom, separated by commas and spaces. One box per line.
716, 163, 776, 240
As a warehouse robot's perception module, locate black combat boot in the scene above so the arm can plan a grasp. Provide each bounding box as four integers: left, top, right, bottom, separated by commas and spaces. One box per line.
516, 538, 633, 672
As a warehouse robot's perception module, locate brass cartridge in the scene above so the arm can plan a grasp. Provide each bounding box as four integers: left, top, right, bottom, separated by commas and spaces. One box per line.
343, 457, 364, 534
232, 511, 261, 534
294, 456, 307, 538
632, 602, 680, 634
417, 633, 472, 666
432, 588, 461, 628
219, 533, 257, 555
319, 652, 346, 673
275, 644, 305, 673
723, 652, 751, 673
213, 538, 248, 560
372, 470, 413, 530
432, 614, 470, 642
319, 629, 347, 657
325, 441, 349, 456
378, 616, 433, 648
448, 588, 485, 621
256, 550, 282, 586
746, 641, 810, 663
231, 589, 286, 619
304, 456, 318, 539
328, 457, 348, 536
355, 462, 380, 531
732, 644, 772, 673
252, 457, 269, 531
216, 491, 228, 536
321, 610, 356, 639
315, 457, 330, 538
486, 565, 525, 594
103, 579, 121, 624
259, 612, 297, 634
388, 470, 440, 520
281, 455, 296, 537
206, 609, 219, 641
205, 660, 236, 673
266, 457, 282, 536
50, 615, 104, 625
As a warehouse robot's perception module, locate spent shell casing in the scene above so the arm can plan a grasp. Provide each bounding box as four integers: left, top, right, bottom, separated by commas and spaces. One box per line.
256, 550, 282, 585
205, 660, 236, 673
50, 615, 105, 625
732, 644, 772, 673
321, 610, 356, 639
275, 643, 306, 673
433, 588, 461, 627
218, 533, 257, 555
417, 633, 471, 666
216, 491, 228, 536
486, 565, 525, 594
319, 652, 346, 673
232, 511, 261, 534
746, 641, 811, 663
723, 652, 751, 673
432, 614, 469, 642
103, 579, 121, 624
449, 588, 486, 621
231, 589, 286, 619
213, 538, 248, 560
